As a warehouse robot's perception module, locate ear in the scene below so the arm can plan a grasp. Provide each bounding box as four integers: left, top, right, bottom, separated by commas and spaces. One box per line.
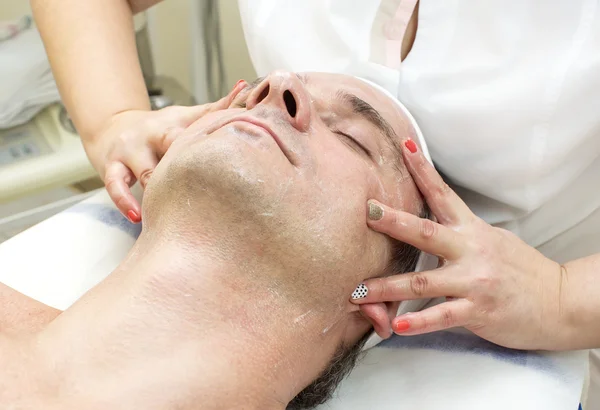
358, 301, 400, 339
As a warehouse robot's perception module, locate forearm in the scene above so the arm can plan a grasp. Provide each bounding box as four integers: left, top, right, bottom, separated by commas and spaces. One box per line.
556, 253, 600, 350
31, 0, 161, 143
0, 282, 61, 335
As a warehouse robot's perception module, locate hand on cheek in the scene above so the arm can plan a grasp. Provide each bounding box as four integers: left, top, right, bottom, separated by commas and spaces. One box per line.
350, 139, 565, 351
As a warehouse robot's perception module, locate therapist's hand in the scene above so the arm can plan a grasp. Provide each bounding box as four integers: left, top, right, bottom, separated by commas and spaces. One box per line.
87, 81, 247, 223
352, 140, 567, 351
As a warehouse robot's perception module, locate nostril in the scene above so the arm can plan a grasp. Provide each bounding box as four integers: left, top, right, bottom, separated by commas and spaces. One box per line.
283, 90, 297, 117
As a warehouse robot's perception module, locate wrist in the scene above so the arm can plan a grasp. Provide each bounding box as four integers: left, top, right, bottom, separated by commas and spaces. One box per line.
551, 263, 576, 350
81, 106, 151, 145
537, 260, 576, 351
547, 261, 591, 350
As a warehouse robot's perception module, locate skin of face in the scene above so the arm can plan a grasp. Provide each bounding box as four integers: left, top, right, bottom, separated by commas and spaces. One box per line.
0, 72, 423, 409
142, 71, 421, 346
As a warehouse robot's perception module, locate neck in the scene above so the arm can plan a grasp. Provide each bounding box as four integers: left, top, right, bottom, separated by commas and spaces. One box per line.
34, 231, 351, 409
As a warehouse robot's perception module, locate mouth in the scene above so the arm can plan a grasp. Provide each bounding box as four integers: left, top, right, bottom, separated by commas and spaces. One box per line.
223, 116, 294, 165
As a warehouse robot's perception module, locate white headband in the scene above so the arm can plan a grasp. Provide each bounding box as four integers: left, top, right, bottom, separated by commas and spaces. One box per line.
356, 77, 439, 350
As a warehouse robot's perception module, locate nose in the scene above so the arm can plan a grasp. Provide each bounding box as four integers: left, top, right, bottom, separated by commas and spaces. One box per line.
245, 71, 311, 132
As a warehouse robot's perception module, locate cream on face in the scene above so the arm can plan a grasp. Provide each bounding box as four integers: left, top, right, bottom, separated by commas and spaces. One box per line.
149, 71, 422, 314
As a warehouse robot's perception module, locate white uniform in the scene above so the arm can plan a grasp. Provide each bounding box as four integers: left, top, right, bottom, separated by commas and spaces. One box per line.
396, 4, 600, 406
239, 0, 600, 408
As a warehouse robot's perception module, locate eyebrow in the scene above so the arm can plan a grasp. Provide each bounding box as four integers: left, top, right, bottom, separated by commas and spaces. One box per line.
334, 90, 403, 163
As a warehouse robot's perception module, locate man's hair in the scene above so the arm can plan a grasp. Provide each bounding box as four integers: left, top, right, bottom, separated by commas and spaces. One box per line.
287, 204, 430, 409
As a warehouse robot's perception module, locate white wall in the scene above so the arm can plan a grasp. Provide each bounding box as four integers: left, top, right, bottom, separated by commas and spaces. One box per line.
147, 0, 193, 92
147, 0, 257, 97
218, 0, 257, 87
0, 1, 31, 19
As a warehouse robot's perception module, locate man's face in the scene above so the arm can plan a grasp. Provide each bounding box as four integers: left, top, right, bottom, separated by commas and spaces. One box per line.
147, 71, 420, 307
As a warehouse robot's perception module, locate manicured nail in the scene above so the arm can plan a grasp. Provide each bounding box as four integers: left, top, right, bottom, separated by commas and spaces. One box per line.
393, 320, 410, 333
351, 283, 368, 299
228, 80, 246, 97
368, 201, 384, 221
404, 139, 418, 154
127, 210, 141, 223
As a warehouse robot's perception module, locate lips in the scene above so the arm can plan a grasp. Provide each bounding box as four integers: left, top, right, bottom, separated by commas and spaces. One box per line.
224, 116, 293, 164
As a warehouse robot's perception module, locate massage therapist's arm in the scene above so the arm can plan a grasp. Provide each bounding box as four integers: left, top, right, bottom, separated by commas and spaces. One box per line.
353, 141, 600, 351
30, 0, 157, 146
32, 0, 246, 221
31, 0, 206, 220
556, 254, 600, 350
0, 282, 61, 334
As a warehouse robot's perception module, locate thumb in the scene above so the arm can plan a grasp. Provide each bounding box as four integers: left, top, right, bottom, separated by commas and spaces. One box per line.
173, 80, 247, 126
171, 104, 216, 127
210, 79, 247, 111
181, 80, 247, 128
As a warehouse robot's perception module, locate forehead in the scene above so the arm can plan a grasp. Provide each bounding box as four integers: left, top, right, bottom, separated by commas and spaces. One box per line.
301, 72, 412, 140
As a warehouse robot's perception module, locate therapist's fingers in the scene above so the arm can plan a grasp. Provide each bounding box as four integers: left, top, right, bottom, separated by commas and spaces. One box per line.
153, 80, 248, 153
208, 80, 247, 110
187, 80, 245, 120
359, 302, 393, 339
351, 266, 465, 304
104, 161, 141, 223
121, 145, 160, 190
391, 298, 473, 335
163, 87, 240, 127
152, 80, 247, 150
367, 200, 465, 259
402, 139, 473, 226
153, 126, 186, 158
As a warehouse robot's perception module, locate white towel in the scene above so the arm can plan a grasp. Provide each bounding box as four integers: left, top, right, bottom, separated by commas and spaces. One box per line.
0, 187, 586, 410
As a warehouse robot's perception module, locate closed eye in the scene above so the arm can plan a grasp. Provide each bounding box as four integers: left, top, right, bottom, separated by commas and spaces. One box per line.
233, 101, 247, 109
333, 130, 372, 158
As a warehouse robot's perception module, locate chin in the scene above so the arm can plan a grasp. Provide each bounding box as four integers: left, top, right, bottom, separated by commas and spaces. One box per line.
145, 134, 296, 234
146, 131, 369, 288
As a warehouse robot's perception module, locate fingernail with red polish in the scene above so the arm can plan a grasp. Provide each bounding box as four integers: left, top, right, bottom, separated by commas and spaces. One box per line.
127, 210, 141, 223
393, 320, 411, 333
404, 139, 418, 154
234, 79, 246, 89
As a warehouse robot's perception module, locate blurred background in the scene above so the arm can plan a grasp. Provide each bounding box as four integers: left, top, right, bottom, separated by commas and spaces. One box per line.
0, 0, 257, 243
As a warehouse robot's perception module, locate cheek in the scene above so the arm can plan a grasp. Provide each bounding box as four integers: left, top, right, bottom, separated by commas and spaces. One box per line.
383, 173, 422, 215
309, 137, 386, 208
291, 140, 386, 271
311, 142, 371, 211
